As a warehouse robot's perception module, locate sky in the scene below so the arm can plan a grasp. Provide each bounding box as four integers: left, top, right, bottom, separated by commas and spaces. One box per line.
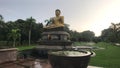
1, 0, 120, 36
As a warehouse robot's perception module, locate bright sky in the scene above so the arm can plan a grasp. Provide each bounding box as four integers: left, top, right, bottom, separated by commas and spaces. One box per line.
0, 0, 120, 36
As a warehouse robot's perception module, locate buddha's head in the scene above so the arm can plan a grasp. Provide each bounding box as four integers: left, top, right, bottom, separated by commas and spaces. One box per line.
55, 9, 61, 17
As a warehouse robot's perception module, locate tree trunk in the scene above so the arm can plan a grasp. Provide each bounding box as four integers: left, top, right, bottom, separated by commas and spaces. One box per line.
29, 30, 31, 46
13, 39, 16, 47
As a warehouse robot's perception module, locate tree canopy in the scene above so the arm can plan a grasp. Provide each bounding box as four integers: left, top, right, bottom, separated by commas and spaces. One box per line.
0, 15, 43, 46
1, 14, 120, 46
101, 23, 120, 43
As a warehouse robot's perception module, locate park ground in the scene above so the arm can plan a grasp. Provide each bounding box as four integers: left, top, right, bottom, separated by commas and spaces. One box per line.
16, 42, 120, 68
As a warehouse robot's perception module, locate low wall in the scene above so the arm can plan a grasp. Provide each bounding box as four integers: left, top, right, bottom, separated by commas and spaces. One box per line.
0, 48, 18, 64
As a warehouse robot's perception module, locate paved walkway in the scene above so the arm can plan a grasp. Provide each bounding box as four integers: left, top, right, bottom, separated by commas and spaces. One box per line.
0, 59, 103, 68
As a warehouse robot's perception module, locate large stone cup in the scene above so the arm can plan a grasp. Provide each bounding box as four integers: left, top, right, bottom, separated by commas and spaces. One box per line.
48, 50, 91, 68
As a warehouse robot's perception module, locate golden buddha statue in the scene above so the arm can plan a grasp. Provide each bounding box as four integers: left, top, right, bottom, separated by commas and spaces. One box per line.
44, 9, 64, 29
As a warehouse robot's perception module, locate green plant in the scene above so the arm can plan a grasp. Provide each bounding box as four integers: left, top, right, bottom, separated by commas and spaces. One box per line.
8, 29, 21, 47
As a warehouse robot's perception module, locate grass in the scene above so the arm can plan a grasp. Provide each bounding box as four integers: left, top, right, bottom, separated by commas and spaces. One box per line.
89, 42, 120, 68
74, 42, 120, 68
16, 44, 36, 51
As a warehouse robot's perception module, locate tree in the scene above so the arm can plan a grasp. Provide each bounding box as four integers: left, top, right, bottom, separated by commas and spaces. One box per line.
0, 15, 44, 45
14, 19, 26, 45
44, 19, 52, 26
64, 23, 70, 32
25, 17, 36, 46
101, 28, 112, 42
0, 14, 4, 28
31, 23, 43, 42
8, 29, 21, 47
101, 23, 120, 43
80, 30, 95, 42
0, 14, 3, 21
93, 36, 101, 43
68, 30, 81, 41
0, 15, 8, 41
110, 23, 120, 42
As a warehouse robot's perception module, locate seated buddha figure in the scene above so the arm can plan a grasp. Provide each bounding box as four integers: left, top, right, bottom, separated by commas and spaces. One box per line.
44, 9, 64, 29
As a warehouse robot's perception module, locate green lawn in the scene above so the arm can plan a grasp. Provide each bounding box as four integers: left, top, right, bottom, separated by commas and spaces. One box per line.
16, 44, 36, 51
74, 42, 120, 68
89, 42, 120, 68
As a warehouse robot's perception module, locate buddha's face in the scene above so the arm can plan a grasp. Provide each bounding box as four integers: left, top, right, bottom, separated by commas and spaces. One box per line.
55, 10, 61, 17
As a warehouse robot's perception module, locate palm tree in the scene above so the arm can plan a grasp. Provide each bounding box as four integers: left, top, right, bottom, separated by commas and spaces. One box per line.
26, 17, 36, 46
44, 19, 52, 26
8, 29, 21, 47
0, 14, 3, 21
110, 23, 120, 42
0, 14, 4, 28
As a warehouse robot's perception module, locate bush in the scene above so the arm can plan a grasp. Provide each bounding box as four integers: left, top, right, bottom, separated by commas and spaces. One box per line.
0, 41, 20, 47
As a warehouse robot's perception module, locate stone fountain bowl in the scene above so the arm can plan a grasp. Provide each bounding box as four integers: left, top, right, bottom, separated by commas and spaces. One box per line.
48, 50, 92, 68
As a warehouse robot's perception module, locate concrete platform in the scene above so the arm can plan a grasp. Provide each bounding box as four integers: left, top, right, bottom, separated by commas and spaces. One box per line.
0, 59, 103, 68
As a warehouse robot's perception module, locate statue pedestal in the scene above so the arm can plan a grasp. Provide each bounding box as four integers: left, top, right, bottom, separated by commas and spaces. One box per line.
36, 27, 73, 57
36, 45, 72, 50
38, 30, 72, 46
